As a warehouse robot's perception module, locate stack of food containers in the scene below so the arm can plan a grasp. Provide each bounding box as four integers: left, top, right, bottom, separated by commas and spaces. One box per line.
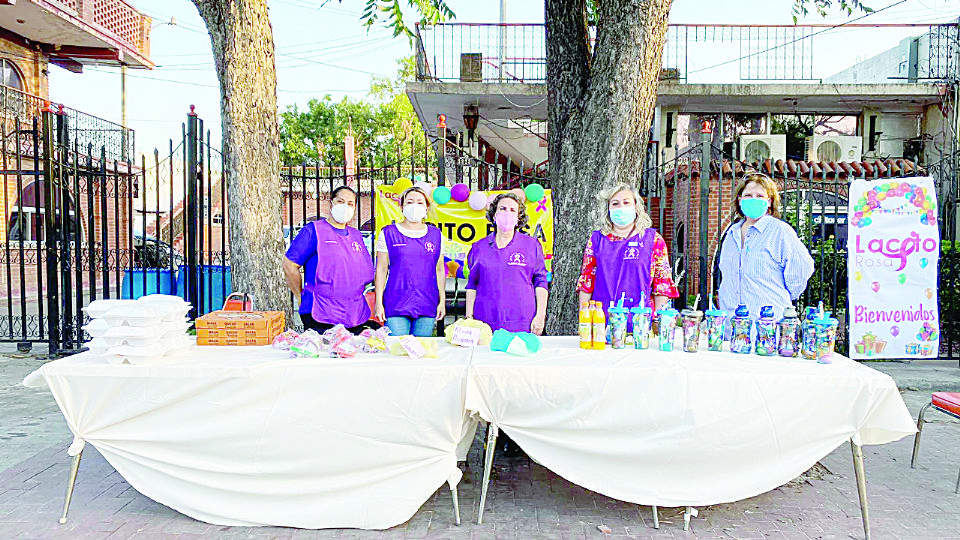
81, 295, 193, 364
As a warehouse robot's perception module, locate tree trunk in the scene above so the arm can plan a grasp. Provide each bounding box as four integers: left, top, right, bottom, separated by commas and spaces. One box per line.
545, 0, 673, 335
192, 1, 290, 318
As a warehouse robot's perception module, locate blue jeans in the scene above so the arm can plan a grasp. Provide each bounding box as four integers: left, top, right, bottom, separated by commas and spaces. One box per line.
385, 316, 436, 337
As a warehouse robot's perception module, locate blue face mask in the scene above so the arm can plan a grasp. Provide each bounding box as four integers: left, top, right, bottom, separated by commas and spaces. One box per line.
610, 207, 636, 227
739, 198, 769, 220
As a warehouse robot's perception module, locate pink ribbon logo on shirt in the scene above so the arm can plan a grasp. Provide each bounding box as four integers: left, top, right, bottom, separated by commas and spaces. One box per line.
425, 241, 436, 253
351, 242, 362, 252
508, 252, 526, 266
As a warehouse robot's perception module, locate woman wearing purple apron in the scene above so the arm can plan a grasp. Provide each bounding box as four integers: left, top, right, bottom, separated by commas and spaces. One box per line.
465, 193, 549, 335
283, 186, 376, 333
373, 186, 446, 337
577, 184, 678, 328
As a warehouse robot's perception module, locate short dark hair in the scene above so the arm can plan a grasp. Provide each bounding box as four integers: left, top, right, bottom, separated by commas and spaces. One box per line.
485, 193, 529, 231
331, 185, 358, 202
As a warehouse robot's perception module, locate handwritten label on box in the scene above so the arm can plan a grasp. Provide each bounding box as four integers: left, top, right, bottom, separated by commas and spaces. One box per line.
450, 326, 481, 347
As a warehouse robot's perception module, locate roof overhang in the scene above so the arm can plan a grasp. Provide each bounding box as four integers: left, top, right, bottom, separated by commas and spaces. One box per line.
0, 0, 152, 69
656, 82, 946, 114
407, 81, 946, 138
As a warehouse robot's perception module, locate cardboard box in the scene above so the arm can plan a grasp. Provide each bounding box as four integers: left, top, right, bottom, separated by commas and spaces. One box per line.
196, 311, 284, 346
197, 335, 273, 346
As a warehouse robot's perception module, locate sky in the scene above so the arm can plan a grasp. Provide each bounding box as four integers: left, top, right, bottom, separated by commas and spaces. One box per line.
47, 0, 959, 158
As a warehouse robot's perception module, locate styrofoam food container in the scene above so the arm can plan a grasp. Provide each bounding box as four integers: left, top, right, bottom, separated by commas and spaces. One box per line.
86, 338, 111, 354
162, 335, 194, 356
83, 299, 137, 319
100, 304, 165, 326
81, 319, 113, 338
137, 295, 192, 321
101, 335, 162, 348
106, 345, 164, 364
104, 325, 162, 339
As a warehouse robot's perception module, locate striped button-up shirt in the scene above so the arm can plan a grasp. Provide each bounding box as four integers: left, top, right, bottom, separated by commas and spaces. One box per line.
717, 215, 815, 327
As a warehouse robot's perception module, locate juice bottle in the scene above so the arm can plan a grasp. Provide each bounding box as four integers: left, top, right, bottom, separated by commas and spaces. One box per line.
579, 302, 593, 350
591, 301, 606, 350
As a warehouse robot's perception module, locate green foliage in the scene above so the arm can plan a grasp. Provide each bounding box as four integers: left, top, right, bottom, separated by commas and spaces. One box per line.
352, 0, 455, 41
791, 0, 874, 23
279, 57, 435, 169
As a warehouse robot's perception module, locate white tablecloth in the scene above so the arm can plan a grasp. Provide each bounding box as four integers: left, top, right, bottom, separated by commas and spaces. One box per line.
23, 343, 472, 529
464, 337, 917, 507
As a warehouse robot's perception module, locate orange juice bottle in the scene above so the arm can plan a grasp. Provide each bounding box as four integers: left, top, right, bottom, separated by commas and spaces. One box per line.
579, 302, 593, 349
591, 301, 606, 350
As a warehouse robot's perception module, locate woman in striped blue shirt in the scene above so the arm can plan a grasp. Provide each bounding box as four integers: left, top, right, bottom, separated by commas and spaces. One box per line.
717, 173, 815, 330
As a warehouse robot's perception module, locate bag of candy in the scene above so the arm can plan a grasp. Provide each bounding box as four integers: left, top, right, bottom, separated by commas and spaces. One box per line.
290, 329, 324, 358
272, 330, 300, 350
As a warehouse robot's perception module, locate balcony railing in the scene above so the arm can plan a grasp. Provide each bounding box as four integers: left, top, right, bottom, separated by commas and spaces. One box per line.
49, 0, 151, 60
1, 84, 134, 163
414, 22, 959, 84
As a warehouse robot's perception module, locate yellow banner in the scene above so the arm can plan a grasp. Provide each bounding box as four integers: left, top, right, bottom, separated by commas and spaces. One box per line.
374, 185, 554, 279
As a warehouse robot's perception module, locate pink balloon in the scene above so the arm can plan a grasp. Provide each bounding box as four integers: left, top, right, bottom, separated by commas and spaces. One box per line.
451, 183, 470, 202
510, 188, 527, 202
468, 191, 488, 211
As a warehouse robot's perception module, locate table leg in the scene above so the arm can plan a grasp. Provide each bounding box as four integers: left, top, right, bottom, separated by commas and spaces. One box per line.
910, 403, 931, 468
448, 479, 461, 526
476, 423, 499, 525
651, 505, 659, 529
58, 449, 83, 524
683, 506, 698, 531
850, 439, 871, 540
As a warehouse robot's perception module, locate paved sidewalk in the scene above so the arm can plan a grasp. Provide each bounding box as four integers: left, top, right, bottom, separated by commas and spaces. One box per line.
2, 347, 960, 539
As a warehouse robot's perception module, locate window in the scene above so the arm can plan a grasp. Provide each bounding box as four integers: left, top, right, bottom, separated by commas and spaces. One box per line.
1, 59, 24, 91
6, 182, 81, 242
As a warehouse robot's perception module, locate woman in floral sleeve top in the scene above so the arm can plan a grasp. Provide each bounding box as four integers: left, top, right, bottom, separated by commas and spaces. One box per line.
577, 184, 679, 316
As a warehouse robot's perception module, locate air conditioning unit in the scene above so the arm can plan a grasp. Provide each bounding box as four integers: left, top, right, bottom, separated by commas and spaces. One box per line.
738, 135, 786, 163
805, 135, 861, 163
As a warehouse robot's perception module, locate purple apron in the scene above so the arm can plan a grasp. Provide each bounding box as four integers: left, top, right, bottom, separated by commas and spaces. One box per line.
309, 219, 374, 327
382, 224, 442, 318
591, 228, 655, 331
467, 233, 548, 333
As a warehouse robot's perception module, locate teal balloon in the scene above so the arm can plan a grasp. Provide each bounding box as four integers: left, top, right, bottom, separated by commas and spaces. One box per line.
524, 183, 545, 203
860, 217, 872, 227
432, 186, 452, 205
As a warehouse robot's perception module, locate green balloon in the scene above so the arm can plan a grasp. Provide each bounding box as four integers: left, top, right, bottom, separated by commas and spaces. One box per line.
432, 186, 452, 205
524, 183, 545, 203
898, 273, 907, 284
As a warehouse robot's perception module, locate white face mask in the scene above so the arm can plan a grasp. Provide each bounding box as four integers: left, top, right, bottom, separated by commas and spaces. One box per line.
330, 203, 354, 224
402, 204, 427, 223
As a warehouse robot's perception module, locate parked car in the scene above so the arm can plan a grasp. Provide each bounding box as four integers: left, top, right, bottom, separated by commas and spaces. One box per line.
133, 234, 184, 269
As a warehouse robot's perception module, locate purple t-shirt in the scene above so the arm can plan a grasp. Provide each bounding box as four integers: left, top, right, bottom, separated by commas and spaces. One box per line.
286, 219, 349, 314
466, 232, 548, 332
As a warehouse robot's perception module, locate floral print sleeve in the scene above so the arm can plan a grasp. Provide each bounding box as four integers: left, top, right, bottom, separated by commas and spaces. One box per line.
650, 233, 679, 299
576, 237, 597, 293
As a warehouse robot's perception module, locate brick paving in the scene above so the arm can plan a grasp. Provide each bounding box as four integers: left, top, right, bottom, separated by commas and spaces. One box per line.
3, 350, 960, 539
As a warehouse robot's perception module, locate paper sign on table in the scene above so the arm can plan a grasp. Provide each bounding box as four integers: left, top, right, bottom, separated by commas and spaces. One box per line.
450, 326, 481, 347
398, 335, 427, 360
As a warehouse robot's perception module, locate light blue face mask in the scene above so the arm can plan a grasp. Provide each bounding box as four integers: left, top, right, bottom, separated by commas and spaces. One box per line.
739, 198, 769, 220
610, 207, 636, 227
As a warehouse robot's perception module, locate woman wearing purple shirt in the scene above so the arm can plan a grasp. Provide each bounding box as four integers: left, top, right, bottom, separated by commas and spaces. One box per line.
283, 186, 376, 333
373, 187, 446, 337
465, 193, 549, 335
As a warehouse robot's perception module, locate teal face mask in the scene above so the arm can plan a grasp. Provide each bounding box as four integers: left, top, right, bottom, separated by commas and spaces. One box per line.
739, 198, 769, 220
610, 207, 636, 227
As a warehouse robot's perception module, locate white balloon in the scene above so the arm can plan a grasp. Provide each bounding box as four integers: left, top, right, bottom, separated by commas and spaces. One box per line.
468, 191, 488, 211
414, 181, 432, 192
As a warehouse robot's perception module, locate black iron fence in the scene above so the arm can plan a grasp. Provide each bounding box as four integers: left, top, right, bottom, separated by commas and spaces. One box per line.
7, 102, 960, 362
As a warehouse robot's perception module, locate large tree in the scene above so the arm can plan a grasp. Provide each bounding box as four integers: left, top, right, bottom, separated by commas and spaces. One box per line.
192, 0, 870, 318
